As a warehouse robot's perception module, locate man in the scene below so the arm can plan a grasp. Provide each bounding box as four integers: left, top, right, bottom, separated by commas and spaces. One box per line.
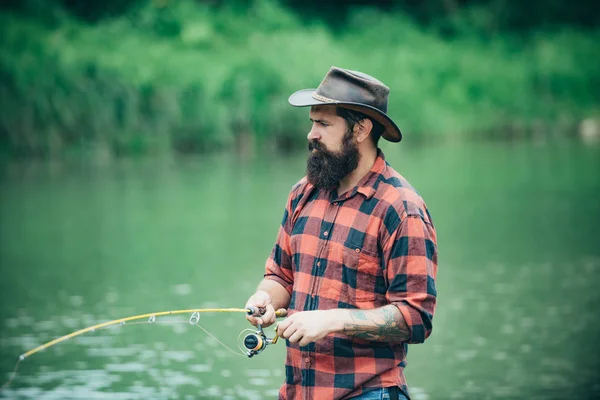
245, 66, 438, 400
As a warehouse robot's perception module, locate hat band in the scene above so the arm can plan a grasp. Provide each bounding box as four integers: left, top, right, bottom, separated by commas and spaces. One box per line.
312, 92, 337, 103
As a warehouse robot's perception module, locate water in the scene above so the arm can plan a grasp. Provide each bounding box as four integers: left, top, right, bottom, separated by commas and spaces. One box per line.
1, 140, 599, 399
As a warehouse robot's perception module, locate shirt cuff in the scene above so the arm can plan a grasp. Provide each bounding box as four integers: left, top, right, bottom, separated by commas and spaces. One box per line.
393, 302, 430, 344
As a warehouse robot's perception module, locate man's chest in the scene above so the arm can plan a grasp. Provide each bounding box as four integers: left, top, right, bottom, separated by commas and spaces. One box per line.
288, 194, 388, 307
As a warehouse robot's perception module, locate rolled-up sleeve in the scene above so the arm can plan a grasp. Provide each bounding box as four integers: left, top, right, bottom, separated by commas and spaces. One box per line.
264, 192, 296, 296
383, 213, 438, 344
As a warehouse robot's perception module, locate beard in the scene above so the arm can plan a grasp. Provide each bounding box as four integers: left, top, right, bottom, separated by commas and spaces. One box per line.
306, 128, 360, 191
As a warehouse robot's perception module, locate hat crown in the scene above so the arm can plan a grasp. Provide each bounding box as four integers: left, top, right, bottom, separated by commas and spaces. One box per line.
315, 67, 389, 114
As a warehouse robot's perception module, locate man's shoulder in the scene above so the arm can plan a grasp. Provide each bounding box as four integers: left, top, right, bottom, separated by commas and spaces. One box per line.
287, 176, 313, 199
285, 176, 315, 210
375, 163, 430, 221
290, 176, 309, 193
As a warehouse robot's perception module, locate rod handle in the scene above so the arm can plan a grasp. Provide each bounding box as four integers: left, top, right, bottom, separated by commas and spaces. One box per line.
247, 306, 288, 318
274, 308, 288, 318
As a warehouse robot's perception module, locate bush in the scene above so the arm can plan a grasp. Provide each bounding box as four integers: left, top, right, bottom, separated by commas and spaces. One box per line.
0, 0, 599, 158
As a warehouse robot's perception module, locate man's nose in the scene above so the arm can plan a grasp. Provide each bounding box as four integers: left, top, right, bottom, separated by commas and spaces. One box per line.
307, 126, 320, 141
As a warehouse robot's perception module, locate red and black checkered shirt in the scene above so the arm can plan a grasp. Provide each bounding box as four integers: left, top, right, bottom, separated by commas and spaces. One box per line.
265, 150, 438, 400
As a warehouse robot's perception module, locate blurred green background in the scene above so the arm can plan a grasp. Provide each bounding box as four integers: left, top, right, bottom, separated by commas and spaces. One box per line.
1, 0, 599, 399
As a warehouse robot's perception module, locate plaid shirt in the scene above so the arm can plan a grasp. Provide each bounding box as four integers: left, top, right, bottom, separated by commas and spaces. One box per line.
265, 150, 438, 400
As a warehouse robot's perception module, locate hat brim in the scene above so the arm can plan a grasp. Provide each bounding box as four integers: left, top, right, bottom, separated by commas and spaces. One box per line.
288, 89, 402, 143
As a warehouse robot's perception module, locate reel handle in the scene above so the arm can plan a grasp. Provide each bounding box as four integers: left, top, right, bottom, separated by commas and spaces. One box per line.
271, 325, 280, 344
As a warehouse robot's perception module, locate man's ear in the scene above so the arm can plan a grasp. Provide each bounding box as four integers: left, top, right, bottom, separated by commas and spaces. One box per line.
354, 118, 373, 144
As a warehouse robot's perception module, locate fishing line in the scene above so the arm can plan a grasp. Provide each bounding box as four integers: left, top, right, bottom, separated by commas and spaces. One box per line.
193, 323, 246, 357
78, 316, 245, 356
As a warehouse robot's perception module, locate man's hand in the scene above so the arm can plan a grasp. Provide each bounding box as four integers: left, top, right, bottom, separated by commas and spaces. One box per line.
276, 310, 337, 347
245, 290, 276, 327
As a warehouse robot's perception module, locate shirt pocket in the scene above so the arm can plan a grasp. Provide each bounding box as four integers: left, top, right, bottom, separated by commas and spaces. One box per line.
337, 240, 381, 305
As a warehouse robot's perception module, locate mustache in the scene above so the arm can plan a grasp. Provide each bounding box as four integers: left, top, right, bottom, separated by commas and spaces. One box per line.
308, 140, 327, 153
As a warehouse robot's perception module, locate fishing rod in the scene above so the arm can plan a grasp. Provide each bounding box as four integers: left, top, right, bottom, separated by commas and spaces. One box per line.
1, 306, 286, 389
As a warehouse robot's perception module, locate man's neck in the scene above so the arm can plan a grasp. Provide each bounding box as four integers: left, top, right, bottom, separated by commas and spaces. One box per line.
337, 146, 378, 196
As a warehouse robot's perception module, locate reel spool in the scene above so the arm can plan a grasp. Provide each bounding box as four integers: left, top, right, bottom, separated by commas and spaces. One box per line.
243, 332, 265, 355
242, 325, 279, 357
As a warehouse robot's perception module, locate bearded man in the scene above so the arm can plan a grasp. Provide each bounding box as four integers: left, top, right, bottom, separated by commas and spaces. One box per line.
245, 67, 438, 400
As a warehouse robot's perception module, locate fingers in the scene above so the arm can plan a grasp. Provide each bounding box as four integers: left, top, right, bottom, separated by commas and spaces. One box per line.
260, 305, 276, 327
278, 320, 310, 346
246, 314, 262, 327
245, 290, 272, 327
288, 330, 303, 344
278, 320, 297, 341
278, 317, 302, 342
276, 316, 293, 336
275, 312, 324, 346
245, 303, 261, 326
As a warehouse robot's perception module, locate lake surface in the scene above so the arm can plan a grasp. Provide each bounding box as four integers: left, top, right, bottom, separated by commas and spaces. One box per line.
1, 140, 599, 399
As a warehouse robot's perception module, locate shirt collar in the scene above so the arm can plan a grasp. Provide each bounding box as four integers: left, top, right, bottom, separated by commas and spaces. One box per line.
333, 149, 385, 202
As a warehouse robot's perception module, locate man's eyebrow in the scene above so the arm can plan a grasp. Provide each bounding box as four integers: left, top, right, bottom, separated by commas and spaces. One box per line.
309, 118, 330, 123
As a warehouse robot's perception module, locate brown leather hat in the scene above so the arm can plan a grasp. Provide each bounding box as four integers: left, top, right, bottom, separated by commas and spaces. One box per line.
288, 66, 402, 142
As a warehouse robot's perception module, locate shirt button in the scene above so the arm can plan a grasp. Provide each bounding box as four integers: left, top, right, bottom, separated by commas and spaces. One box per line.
304, 357, 310, 363
323, 231, 329, 237
317, 261, 321, 267
355, 248, 361, 253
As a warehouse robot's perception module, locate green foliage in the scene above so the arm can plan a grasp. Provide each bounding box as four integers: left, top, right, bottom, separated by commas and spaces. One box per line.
0, 0, 599, 158
282, 0, 600, 33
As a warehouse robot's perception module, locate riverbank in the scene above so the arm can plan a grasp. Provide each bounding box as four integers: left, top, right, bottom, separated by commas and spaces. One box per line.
1, 0, 599, 158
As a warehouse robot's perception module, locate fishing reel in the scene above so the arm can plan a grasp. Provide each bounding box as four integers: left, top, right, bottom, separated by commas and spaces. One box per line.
242, 324, 279, 358
242, 306, 283, 358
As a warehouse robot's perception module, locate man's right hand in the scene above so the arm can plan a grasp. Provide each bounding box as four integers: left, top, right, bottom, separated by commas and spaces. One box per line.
245, 290, 276, 327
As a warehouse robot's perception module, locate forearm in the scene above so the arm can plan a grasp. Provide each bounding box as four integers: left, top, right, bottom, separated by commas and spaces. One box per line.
256, 278, 291, 310
329, 304, 410, 343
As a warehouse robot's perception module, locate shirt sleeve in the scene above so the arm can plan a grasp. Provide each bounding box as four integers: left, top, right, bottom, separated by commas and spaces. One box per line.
382, 213, 438, 344
264, 190, 296, 296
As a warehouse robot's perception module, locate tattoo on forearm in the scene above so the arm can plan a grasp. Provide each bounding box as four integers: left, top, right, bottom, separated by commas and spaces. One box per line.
343, 305, 410, 342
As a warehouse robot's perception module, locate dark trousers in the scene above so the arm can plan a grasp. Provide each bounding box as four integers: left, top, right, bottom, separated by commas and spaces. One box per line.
349, 386, 410, 400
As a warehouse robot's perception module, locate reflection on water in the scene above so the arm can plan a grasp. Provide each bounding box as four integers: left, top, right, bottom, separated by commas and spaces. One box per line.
1, 142, 599, 399
1, 297, 287, 399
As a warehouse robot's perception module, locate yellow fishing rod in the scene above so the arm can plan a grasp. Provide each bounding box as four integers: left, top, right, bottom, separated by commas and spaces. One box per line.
1, 306, 286, 389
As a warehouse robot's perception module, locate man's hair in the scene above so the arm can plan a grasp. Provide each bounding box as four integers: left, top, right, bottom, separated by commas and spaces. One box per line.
336, 107, 384, 147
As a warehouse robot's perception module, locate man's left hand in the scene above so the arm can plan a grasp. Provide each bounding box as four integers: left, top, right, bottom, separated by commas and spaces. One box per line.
276, 310, 338, 347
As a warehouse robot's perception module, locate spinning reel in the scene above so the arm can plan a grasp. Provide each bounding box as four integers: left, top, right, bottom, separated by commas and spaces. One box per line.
242, 306, 283, 358
242, 324, 279, 358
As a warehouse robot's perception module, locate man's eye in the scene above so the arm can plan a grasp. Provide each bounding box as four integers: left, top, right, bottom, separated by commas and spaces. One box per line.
319, 122, 328, 127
